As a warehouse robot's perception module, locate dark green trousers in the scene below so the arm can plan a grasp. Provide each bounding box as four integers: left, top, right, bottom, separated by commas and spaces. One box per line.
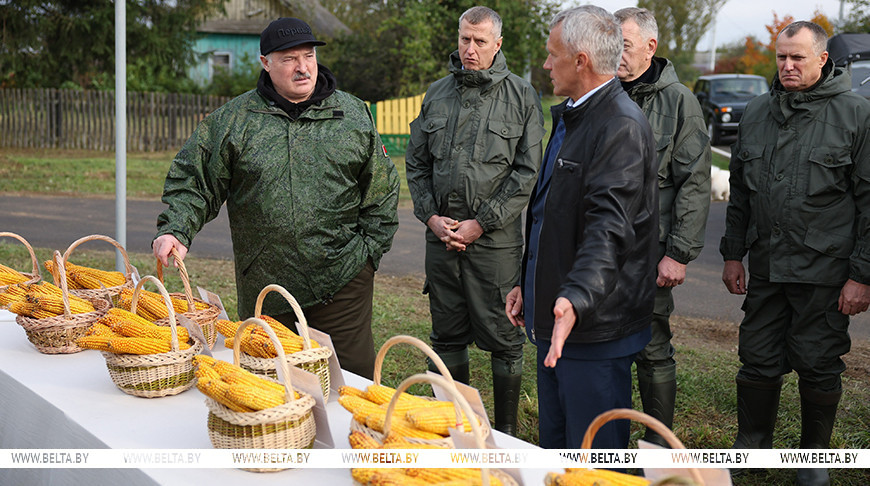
424, 240, 524, 362
737, 277, 850, 391
273, 261, 376, 379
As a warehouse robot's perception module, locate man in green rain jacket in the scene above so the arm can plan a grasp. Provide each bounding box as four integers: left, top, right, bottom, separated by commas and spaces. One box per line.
153, 18, 399, 379
405, 6, 544, 436
721, 21, 870, 486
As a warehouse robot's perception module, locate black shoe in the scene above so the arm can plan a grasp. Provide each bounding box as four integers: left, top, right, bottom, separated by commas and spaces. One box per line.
794, 384, 840, 486
492, 356, 522, 437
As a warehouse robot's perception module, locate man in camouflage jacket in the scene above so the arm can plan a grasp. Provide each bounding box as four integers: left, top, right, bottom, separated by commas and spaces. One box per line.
153, 18, 399, 379
615, 7, 711, 447
722, 22, 870, 485
405, 6, 544, 435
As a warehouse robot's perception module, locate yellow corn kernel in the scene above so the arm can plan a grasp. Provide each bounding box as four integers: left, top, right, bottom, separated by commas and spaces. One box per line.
225, 382, 285, 411
107, 337, 190, 355
196, 376, 254, 413
103, 308, 190, 342
366, 413, 445, 440
215, 319, 240, 338
75, 335, 113, 351
381, 434, 449, 449
87, 323, 118, 337
404, 468, 501, 485
405, 406, 477, 435
364, 384, 430, 407
339, 385, 367, 399
351, 468, 382, 484
193, 354, 217, 368
348, 430, 382, 449
66, 261, 126, 288
366, 470, 429, 486
28, 293, 95, 315
547, 469, 651, 486
339, 395, 383, 419
0, 291, 26, 306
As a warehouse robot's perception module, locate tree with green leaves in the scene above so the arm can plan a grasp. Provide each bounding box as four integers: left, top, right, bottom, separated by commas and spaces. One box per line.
0, 0, 227, 91
638, 0, 728, 81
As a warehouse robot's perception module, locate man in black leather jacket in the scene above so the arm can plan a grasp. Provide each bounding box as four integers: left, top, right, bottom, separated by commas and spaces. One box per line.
506, 5, 658, 449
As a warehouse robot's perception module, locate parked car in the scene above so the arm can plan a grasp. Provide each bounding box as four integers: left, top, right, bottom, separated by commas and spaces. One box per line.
693, 74, 768, 145
827, 33, 870, 100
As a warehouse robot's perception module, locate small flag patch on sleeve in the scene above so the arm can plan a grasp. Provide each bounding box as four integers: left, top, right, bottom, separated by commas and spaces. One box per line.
382, 144, 389, 157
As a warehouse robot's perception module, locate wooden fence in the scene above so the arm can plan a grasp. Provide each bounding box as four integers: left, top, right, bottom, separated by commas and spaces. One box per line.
371, 93, 424, 155
0, 89, 230, 152
0, 88, 422, 153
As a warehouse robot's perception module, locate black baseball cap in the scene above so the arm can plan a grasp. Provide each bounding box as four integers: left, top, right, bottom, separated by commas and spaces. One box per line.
260, 18, 326, 56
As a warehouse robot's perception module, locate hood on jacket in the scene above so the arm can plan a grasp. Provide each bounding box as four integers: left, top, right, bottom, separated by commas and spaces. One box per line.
768, 59, 851, 121
448, 49, 510, 89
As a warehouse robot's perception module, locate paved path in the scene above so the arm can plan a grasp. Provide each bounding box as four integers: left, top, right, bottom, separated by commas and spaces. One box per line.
1, 194, 867, 339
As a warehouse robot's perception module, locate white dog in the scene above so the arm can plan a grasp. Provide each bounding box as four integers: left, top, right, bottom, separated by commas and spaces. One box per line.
710, 165, 730, 202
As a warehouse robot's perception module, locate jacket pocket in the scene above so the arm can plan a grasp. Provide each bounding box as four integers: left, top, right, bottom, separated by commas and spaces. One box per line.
804, 226, 854, 259
735, 144, 765, 192
238, 240, 267, 277
482, 120, 524, 165
421, 115, 449, 160
806, 146, 851, 198
655, 134, 672, 188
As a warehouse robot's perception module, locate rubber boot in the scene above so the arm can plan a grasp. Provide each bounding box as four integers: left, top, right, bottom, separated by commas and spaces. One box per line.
427, 348, 469, 385
733, 375, 783, 449
730, 376, 782, 478
795, 384, 840, 486
492, 356, 523, 437
636, 361, 677, 448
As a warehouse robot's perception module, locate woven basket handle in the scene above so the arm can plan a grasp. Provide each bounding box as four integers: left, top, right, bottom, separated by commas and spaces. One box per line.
155, 247, 196, 313
385, 373, 491, 486
131, 275, 182, 352
581, 408, 705, 485
50, 251, 74, 320
62, 234, 134, 278
233, 317, 298, 405
0, 232, 41, 279
372, 335, 453, 386
253, 284, 313, 351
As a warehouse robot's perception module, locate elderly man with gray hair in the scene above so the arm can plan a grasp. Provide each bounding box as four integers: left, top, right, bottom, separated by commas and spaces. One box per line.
614, 7, 711, 448
506, 5, 657, 449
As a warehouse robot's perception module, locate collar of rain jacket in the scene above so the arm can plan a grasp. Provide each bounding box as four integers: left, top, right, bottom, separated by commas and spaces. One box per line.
621, 56, 670, 95
448, 49, 510, 90
767, 59, 849, 121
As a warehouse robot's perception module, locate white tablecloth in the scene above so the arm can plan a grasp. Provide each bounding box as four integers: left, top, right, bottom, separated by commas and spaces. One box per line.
0, 310, 547, 485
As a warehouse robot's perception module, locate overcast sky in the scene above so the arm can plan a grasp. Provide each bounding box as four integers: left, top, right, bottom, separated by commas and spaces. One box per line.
573, 0, 853, 49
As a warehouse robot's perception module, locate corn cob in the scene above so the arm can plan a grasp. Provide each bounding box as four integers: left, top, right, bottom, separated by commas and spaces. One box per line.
215, 319, 239, 338
9, 300, 57, 319
0, 262, 25, 275
365, 413, 445, 440
404, 468, 503, 486
27, 281, 64, 298
194, 362, 223, 383
75, 335, 113, 351
86, 322, 118, 337
66, 261, 127, 288
107, 337, 191, 355
225, 382, 285, 411
27, 293, 95, 315
339, 395, 384, 419
406, 406, 477, 435
193, 354, 217, 368
364, 384, 430, 406
102, 308, 190, 342
42, 260, 84, 289
381, 434, 449, 449
4, 283, 29, 298
546, 470, 651, 486
351, 468, 381, 484
348, 430, 382, 449
0, 291, 26, 306
0, 268, 29, 285
366, 470, 429, 486
212, 360, 284, 394
339, 385, 368, 399
196, 375, 254, 413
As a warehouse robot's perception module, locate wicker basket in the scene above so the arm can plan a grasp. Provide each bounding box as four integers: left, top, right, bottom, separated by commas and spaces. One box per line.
238, 284, 333, 401
206, 317, 317, 473
0, 232, 42, 307
101, 275, 204, 398
350, 334, 491, 448
357, 373, 516, 486
15, 251, 109, 354
581, 408, 706, 485
60, 234, 135, 300
155, 247, 221, 349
